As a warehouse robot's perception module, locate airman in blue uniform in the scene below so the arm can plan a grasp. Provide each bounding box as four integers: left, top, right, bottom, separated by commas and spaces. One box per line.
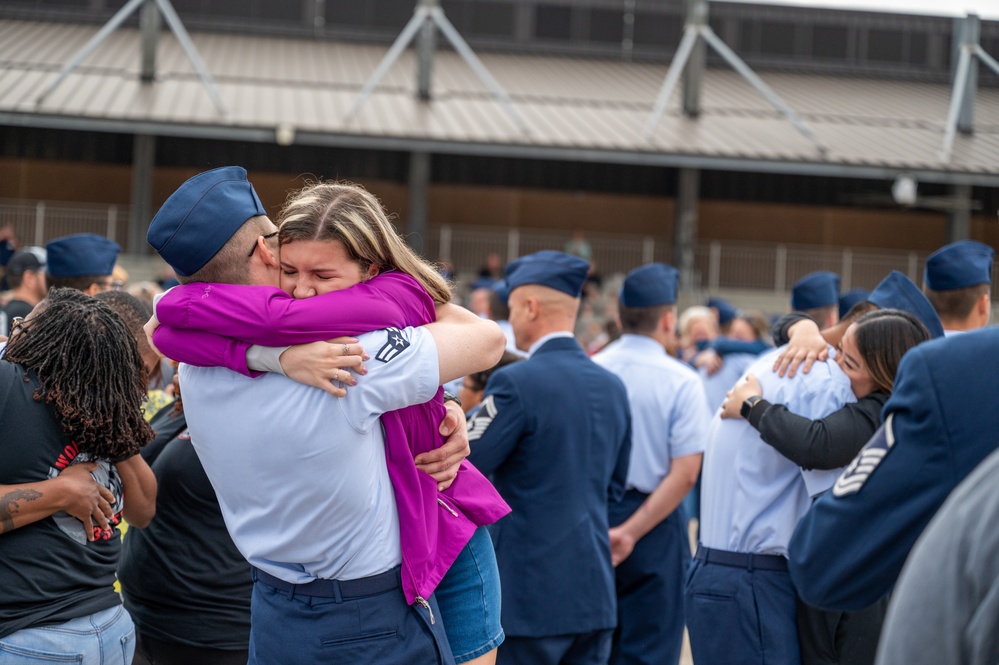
789, 324, 999, 612
791, 271, 841, 329
467, 250, 632, 665
838, 288, 869, 320
922, 240, 993, 335
592, 263, 710, 665
45, 232, 120, 295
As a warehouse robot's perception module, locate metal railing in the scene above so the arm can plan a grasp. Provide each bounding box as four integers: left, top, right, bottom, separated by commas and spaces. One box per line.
1, 198, 983, 295
428, 224, 939, 294
0, 200, 126, 251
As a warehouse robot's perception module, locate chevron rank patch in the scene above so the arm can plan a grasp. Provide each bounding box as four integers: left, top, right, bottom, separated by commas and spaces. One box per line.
468, 395, 497, 442
832, 413, 896, 497
375, 327, 410, 363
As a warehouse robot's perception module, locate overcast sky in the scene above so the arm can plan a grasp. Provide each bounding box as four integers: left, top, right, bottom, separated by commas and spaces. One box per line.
726, 0, 999, 19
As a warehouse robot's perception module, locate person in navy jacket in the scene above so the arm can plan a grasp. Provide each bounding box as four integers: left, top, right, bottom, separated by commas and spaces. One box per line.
789, 325, 999, 612
467, 250, 632, 665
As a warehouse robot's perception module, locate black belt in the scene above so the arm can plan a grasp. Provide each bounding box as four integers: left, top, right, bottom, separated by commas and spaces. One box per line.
694, 545, 788, 572
252, 566, 401, 600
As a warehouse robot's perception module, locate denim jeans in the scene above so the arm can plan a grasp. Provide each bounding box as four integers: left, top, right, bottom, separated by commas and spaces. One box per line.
435, 526, 505, 663
0, 605, 136, 664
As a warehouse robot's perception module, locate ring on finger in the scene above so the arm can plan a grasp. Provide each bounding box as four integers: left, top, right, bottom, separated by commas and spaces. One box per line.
343, 343, 350, 356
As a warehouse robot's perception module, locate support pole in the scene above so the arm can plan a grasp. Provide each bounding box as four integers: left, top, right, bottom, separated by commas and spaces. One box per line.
407, 151, 431, 256
416, 6, 437, 101
36, 0, 225, 114
346, 1, 528, 132
947, 183, 972, 243
139, 0, 161, 82
129, 134, 156, 254
682, 0, 708, 117
674, 167, 700, 293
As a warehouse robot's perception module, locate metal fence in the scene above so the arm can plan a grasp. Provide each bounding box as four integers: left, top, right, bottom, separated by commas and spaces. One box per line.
1, 198, 984, 295
0, 201, 127, 251
429, 224, 939, 294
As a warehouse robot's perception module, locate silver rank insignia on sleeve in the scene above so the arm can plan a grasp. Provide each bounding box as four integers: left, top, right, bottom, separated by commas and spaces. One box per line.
468, 395, 497, 441
832, 414, 896, 498
375, 327, 410, 362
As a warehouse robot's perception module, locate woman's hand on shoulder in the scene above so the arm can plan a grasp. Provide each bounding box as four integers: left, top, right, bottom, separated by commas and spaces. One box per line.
720, 374, 762, 420
279, 337, 366, 397
773, 319, 828, 378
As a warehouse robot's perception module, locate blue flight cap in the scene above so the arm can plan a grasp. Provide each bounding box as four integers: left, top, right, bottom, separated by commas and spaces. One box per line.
492, 279, 511, 305
839, 288, 870, 319
923, 240, 994, 291
504, 250, 590, 298
619, 263, 679, 307
791, 271, 841, 311
868, 271, 944, 339
147, 166, 267, 277
706, 297, 738, 326
45, 233, 120, 277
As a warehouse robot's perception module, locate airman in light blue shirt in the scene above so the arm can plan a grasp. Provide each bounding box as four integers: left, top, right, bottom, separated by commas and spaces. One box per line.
593, 263, 710, 665
686, 345, 854, 665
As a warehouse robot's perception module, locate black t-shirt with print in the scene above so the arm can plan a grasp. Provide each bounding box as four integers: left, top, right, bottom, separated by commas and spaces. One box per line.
119, 405, 252, 649
0, 360, 123, 638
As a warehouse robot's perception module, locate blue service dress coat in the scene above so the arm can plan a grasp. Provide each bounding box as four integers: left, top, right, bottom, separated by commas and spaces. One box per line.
467, 336, 632, 638
789, 326, 999, 611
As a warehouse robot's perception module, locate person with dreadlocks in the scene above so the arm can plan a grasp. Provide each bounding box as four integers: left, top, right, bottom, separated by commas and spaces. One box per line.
0, 287, 156, 664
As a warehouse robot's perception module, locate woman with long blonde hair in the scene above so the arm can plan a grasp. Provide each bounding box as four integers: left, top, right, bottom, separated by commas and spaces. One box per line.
152, 180, 509, 665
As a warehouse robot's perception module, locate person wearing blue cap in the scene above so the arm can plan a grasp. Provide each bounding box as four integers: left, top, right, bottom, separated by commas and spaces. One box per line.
922, 240, 994, 335
720, 307, 930, 665
838, 288, 869, 320
45, 233, 120, 295
145, 166, 506, 665
488, 279, 525, 358
791, 271, 841, 330
466, 250, 632, 665
591, 263, 710, 665
705, 297, 737, 335
771, 270, 945, 379
686, 285, 857, 665
788, 323, 999, 615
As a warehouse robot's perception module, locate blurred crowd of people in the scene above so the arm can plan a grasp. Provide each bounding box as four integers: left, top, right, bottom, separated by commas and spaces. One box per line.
2, 175, 999, 665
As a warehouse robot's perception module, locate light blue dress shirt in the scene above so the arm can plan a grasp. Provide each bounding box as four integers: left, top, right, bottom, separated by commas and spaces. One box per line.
699, 346, 855, 556
179, 325, 439, 584
699, 353, 756, 412
593, 334, 711, 493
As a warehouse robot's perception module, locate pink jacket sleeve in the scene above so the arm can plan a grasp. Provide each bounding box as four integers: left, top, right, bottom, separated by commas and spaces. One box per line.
151, 272, 438, 376
155, 272, 436, 345
152, 326, 258, 377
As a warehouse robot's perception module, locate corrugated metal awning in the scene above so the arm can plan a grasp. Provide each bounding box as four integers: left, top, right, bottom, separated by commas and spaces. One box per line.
1, 18, 997, 185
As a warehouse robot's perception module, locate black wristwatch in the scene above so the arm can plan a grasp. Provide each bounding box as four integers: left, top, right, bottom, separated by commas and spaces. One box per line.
740, 395, 763, 419
443, 391, 462, 408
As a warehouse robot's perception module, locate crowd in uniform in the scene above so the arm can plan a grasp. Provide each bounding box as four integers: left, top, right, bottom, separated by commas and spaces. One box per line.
2, 166, 999, 665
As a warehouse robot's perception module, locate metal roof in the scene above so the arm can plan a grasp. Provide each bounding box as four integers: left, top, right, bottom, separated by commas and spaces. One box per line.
1, 18, 997, 185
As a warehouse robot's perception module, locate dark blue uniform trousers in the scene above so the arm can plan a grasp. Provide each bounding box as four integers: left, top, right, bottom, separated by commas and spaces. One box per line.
684, 546, 800, 665
609, 490, 689, 665
499, 631, 613, 665
248, 567, 454, 665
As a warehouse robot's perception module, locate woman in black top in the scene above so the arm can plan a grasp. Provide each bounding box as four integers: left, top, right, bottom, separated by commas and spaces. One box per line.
719, 308, 929, 665
721, 308, 929, 470
0, 288, 155, 663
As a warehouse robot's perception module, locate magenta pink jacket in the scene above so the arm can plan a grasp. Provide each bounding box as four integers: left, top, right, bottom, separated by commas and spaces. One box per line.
152, 271, 510, 604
